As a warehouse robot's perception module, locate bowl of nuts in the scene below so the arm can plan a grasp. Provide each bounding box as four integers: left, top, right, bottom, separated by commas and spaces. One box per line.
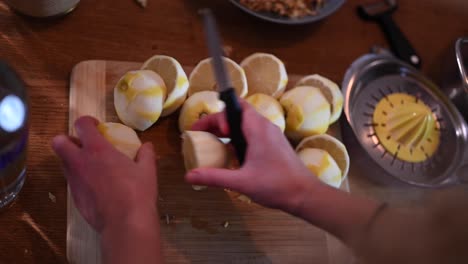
230, 0, 345, 25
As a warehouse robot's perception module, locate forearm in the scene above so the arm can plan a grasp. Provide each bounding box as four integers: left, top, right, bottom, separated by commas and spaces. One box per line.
101, 208, 162, 264
290, 181, 468, 264
355, 189, 468, 264
290, 180, 380, 245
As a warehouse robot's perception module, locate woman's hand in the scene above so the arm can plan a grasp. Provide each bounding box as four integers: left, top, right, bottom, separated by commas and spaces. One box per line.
185, 102, 321, 214
52, 116, 158, 232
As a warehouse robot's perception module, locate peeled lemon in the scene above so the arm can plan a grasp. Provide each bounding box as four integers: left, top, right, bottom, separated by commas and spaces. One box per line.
141, 55, 189, 117
189, 57, 248, 98
296, 134, 350, 186
246, 93, 285, 132
296, 74, 344, 125
98, 122, 142, 160
114, 70, 167, 131
297, 148, 342, 188
280, 86, 331, 142
241, 53, 288, 98
178, 91, 225, 132
182, 131, 229, 191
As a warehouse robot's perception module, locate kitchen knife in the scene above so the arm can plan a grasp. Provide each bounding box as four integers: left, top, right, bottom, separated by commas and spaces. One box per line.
200, 9, 247, 165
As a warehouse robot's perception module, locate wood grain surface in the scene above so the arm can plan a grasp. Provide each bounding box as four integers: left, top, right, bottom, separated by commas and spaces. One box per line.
68, 60, 352, 264
0, 0, 467, 263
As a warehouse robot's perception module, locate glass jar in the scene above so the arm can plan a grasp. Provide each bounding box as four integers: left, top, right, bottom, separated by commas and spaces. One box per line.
0, 61, 28, 209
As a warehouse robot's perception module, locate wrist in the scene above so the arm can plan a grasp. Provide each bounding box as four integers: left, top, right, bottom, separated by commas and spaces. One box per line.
102, 203, 159, 235
284, 177, 324, 217
100, 204, 162, 264
287, 178, 381, 243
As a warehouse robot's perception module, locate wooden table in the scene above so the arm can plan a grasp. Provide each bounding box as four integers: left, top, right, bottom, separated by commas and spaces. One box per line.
0, 0, 466, 263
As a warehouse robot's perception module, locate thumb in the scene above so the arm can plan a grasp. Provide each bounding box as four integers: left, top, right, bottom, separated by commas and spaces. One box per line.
52, 135, 81, 172
186, 168, 243, 190
136, 142, 156, 167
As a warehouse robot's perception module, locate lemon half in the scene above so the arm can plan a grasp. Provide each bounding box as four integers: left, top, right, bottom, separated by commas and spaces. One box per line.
246, 93, 285, 132
141, 55, 189, 117
182, 131, 229, 191
98, 122, 142, 160
296, 74, 344, 124
178, 91, 225, 132
297, 148, 342, 188
241, 53, 288, 98
280, 86, 331, 142
296, 134, 350, 182
189, 57, 248, 98
114, 70, 167, 131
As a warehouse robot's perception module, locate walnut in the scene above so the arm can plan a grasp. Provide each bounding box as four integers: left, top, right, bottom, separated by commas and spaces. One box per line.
239, 0, 325, 18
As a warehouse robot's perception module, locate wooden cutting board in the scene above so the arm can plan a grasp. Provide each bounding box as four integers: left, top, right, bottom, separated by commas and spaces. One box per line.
67, 60, 352, 264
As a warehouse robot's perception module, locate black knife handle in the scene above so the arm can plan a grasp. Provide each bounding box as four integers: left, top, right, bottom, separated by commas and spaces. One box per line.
378, 13, 422, 68
219, 88, 247, 165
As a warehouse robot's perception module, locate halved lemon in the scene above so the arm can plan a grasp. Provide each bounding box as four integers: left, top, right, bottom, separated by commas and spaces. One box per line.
297, 148, 342, 188
240, 53, 288, 98
280, 86, 331, 142
296, 74, 344, 124
114, 70, 167, 131
98, 122, 142, 160
246, 93, 285, 132
141, 55, 189, 117
182, 131, 228, 171
188, 57, 248, 98
296, 134, 350, 181
178, 91, 225, 132
182, 131, 229, 191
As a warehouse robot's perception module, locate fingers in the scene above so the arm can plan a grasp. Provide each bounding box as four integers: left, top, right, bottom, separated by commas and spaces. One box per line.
52, 135, 81, 171
240, 101, 274, 141
74, 116, 109, 150
239, 99, 250, 109
186, 168, 244, 191
68, 136, 83, 148
192, 101, 257, 135
191, 112, 229, 137
136, 142, 156, 168
192, 100, 272, 146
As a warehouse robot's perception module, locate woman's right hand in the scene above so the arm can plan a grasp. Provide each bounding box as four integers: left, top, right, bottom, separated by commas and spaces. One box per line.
185, 101, 322, 214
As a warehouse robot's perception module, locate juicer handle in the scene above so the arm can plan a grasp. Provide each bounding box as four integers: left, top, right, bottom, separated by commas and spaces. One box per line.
379, 13, 422, 69
456, 37, 468, 94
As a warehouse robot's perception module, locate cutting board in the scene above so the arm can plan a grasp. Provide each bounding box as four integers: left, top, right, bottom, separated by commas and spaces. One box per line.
67, 60, 353, 264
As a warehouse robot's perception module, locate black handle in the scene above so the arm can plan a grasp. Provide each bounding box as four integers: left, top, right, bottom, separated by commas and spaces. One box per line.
378, 13, 421, 68
219, 88, 247, 165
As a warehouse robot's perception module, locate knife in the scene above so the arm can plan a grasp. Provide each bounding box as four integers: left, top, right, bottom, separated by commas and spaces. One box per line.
200, 9, 247, 165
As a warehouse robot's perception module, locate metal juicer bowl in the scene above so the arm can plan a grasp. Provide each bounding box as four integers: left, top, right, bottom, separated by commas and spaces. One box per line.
342, 51, 468, 188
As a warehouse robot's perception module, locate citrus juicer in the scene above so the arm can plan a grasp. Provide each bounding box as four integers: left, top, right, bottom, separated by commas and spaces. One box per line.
342, 50, 468, 187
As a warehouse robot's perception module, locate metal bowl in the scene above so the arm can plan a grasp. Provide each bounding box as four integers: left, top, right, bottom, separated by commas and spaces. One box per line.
230, 0, 345, 25
342, 50, 468, 188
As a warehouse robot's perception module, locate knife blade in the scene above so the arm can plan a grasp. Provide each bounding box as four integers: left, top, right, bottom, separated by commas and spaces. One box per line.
200, 9, 247, 165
